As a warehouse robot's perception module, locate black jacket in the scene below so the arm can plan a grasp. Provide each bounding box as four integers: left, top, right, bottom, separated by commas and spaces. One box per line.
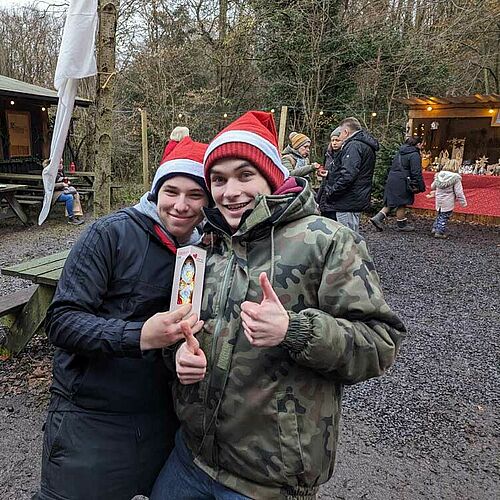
324, 130, 379, 212
383, 144, 425, 207
317, 146, 341, 213
46, 208, 178, 415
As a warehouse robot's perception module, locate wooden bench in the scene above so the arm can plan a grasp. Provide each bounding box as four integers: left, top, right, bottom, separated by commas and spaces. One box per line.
1, 251, 69, 353
0, 286, 38, 342
0, 286, 37, 317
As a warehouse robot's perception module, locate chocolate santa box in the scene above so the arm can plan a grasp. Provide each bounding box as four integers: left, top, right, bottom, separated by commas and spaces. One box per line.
169, 245, 207, 318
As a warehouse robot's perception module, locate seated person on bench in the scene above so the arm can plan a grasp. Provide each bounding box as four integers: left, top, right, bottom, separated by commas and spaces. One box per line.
44, 159, 84, 225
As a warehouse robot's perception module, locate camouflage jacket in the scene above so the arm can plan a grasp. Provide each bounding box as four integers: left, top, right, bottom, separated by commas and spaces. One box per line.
171, 180, 405, 499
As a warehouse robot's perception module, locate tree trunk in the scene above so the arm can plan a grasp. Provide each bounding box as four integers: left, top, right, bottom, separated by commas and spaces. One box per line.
218, 0, 228, 104
94, 0, 119, 217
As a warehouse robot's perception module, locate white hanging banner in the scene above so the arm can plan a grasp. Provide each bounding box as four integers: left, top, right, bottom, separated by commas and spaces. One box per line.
39, 0, 98, 225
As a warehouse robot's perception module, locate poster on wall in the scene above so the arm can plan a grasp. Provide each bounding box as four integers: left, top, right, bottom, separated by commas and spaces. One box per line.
6, 111, 32, 157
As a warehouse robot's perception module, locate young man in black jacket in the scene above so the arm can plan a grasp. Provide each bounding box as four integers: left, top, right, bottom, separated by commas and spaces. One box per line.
324, 117, 379, 232
37, 138, 209, 500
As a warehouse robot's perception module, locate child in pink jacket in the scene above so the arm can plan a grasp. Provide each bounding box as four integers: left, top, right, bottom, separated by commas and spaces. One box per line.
428, 164, 467, 238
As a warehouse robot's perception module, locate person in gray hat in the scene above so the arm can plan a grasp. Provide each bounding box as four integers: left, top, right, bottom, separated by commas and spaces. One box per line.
317, 127, 343, 217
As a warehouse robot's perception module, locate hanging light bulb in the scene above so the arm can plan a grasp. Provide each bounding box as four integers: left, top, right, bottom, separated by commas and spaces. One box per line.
371, 112, 377, 117
426, 105, 433, 111
270, 109, 275, 113
178, 113, 183, 119
41, 107, 46, 111
223, 113, 228, 118
319, 110, 324, 116
10, 100, 15, 105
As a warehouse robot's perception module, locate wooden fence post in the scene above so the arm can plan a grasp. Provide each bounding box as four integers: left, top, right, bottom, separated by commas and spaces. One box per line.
278, 105, 288, 152
140, 109, 149, 192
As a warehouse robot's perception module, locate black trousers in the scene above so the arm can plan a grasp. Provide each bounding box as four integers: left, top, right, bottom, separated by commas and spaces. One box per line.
38, 405, 177, 500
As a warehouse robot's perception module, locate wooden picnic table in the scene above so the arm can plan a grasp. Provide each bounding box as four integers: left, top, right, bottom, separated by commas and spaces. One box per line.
0, 183, 30, 225
0, 173, 42, 183
1, 250, 69, 353
72, 171, 95, 186
0, 172, 77, 184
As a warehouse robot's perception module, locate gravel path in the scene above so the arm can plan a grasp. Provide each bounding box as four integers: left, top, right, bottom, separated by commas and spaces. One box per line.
0, 214, 499, 499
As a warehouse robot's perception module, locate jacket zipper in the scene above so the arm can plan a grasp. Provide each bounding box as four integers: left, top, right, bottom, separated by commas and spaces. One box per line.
201, 250, 234, 444
210, 251, 234, 369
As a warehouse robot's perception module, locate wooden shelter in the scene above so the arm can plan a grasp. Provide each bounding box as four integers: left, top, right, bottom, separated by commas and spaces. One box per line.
399, 94, 500, 164
0, 75, 91, 173
399, 94, 500, 225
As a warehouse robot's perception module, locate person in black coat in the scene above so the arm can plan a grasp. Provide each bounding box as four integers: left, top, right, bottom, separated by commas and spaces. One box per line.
37, 138, 209, 500
323, 117, 379, 232
317, 127, 342, 217
370, 136, 425, 232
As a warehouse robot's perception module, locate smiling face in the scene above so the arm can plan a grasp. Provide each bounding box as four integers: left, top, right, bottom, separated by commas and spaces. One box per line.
209, 158, 272, 232
156, 176, 208, 243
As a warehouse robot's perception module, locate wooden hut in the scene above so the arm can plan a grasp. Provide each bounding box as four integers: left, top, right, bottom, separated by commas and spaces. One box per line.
398, 94, 500, 225
0, 74, 91, 173
398, 94, 500, 165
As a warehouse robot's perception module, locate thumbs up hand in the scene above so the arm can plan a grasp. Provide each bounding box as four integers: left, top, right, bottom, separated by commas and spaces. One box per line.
240, 272, 289, 348
180, 320, 200, 355
176, 320, 207, 385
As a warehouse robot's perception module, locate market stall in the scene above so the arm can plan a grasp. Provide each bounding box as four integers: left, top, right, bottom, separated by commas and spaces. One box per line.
414, 171, 500, 220
398, 94, 500, 224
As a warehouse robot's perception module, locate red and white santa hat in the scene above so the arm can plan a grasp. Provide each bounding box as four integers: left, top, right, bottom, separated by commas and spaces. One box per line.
204, 111, 289, 192
150, 137, 208, 201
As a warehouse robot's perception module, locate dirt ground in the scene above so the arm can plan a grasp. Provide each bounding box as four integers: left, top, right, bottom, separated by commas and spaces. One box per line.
0, 214, 499, 499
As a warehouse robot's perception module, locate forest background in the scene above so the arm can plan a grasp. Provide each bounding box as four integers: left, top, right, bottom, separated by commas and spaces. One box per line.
0, 0, 499, 199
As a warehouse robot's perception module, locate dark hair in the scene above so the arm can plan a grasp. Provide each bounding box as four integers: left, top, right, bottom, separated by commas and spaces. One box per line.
405, 136, 423, 146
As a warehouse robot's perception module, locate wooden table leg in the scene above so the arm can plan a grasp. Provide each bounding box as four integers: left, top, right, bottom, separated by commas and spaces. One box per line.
5, 285, 55, 354
4, 192, 29, 226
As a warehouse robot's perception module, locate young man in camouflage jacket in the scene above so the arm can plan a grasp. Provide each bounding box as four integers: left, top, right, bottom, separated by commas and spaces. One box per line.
152, 111, 406, 500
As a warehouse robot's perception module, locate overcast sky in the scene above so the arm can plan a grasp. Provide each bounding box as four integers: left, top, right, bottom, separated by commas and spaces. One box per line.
5, 0, 68, 10
4, 0, 69, 18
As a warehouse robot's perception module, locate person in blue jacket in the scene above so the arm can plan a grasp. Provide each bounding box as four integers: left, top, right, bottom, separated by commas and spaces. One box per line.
37, 138, 209, 500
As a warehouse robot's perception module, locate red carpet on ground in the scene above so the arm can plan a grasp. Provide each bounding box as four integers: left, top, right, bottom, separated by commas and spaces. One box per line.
411, 172, 500, 217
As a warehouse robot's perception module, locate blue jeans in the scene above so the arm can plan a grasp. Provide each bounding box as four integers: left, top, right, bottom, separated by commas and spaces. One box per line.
336, 211, 361, 232
58, 193, 74, 218
150, 431, 250, 500
433, 210, 452, 234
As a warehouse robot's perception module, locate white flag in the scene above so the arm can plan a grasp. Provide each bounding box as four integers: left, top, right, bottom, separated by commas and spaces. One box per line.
39, 0, 98, 225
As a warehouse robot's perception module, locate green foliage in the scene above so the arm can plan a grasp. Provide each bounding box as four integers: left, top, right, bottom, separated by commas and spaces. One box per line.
4, 0, 496, 187
372, 139, 400, 205
111, 182, 146, 209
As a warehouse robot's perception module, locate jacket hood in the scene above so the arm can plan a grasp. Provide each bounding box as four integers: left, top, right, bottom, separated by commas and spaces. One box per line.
124, 207, 202, 247
345, 130, 380, 151
399, 144, 420, 156
282, 144, 302, 158
434, 171, 461, 188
